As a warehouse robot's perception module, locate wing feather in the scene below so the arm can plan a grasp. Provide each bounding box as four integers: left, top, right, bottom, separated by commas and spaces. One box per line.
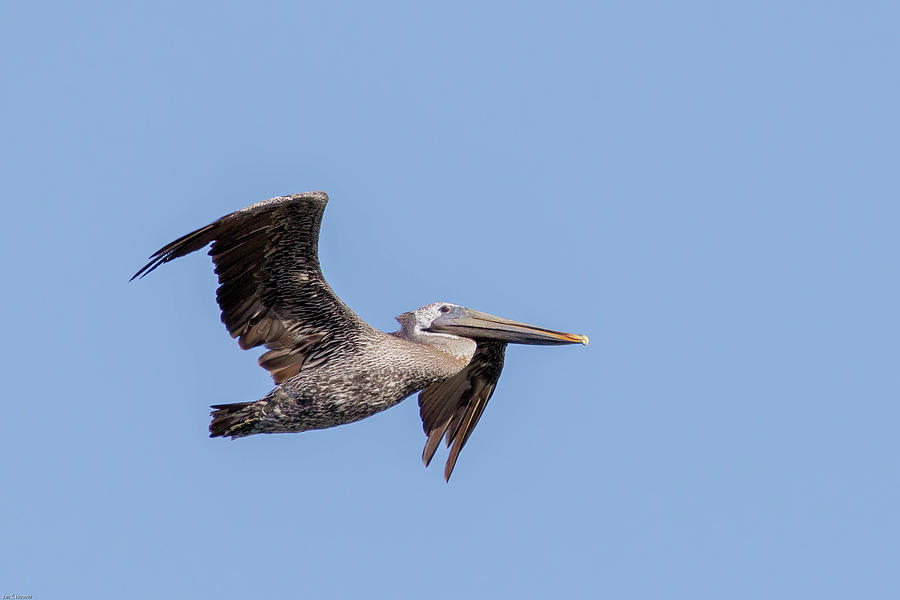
418, 342, 506, 481
133, 192, 374, 382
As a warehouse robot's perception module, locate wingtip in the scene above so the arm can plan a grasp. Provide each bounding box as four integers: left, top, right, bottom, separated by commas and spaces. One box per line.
130, 254, 165, 281
444, 457, 458, 482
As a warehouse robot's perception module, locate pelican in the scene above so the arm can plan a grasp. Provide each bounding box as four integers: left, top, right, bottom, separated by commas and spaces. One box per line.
133, 192, 588, 480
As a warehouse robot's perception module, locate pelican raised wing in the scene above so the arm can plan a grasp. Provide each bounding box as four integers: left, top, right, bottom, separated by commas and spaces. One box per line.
133, 192, 588, 480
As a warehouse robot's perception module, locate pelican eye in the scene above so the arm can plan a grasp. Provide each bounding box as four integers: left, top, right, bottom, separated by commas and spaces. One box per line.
439, 305, 451, 313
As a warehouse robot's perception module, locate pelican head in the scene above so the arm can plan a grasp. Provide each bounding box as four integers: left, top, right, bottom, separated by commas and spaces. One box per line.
404, 302, 588, 346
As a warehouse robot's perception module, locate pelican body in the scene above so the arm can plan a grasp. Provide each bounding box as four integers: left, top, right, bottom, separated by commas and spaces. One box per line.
134, 192, 587, 480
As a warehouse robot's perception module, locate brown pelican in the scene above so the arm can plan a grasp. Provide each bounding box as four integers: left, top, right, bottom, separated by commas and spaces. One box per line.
133, 192, 588, 480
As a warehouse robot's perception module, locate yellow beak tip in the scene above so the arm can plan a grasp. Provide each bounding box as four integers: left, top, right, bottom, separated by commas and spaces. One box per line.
579, 335, 589, 346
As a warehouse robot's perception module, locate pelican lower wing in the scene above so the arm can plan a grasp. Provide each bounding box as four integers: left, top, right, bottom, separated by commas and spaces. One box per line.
418, 342, 507, 481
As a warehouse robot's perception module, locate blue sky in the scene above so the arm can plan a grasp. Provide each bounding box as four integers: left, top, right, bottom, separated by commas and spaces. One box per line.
2, 1, 898, 598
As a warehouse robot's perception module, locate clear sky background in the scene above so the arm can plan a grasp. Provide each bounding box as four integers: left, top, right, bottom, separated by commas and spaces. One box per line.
2, 2, 898, 599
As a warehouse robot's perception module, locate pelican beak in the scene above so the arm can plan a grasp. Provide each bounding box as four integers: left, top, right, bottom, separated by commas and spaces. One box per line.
427, 308, 589, 346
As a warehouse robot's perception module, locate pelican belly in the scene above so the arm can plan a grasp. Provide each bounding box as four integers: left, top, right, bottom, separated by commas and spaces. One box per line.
248, 336, 466, 435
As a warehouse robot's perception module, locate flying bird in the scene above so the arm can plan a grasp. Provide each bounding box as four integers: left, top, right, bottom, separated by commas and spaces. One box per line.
133, 192, 588, 480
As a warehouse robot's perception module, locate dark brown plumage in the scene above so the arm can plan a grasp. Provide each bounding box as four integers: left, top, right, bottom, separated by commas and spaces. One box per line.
419, 342, 506, 480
